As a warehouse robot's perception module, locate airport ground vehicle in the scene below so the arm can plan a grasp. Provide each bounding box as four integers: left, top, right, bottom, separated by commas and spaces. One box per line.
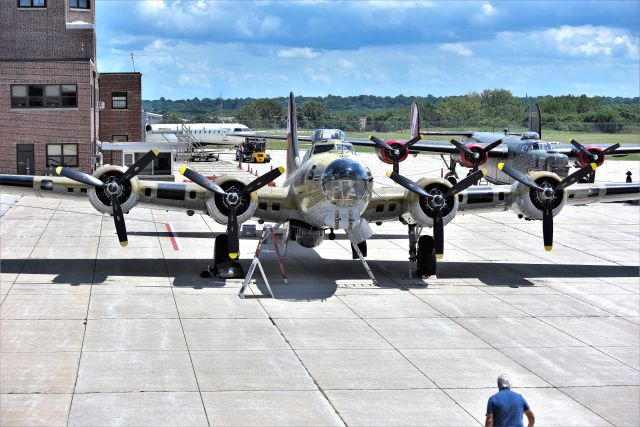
235, 138, 270, 163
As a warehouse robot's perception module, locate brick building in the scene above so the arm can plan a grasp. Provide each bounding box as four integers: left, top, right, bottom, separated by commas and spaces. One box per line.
99, 72, 142, 165
1, 0, 143, 176
0, 0, 100, 175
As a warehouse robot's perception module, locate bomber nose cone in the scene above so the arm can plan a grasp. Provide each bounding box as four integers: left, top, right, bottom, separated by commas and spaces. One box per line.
321, 158, 370, 207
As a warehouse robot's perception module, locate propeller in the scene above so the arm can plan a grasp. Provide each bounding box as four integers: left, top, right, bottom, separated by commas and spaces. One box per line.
450, 138, 503, 171
387, 168, 487, 259
369, 134, 422, 174
571, 139, 620, 164
498, 162, 597, 251
56, 149, 159, 246
181, 166, 284, 259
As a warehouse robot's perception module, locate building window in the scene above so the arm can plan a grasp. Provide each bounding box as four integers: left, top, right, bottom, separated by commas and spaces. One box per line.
112, 135, 128, 142
47, 144, 78, 167
112, 92, 127, 109
18, 0, 46, 7
69, 0, 89, 9
11, 84, 77, 108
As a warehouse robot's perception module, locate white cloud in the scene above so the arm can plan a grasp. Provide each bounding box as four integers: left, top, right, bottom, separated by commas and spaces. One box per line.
544, 25, 639, 59
439, 43, 474, 57
140, 0, 166, 13
276, 47, 320, 58
338, 59, 354, 68
482, 3, 495, 16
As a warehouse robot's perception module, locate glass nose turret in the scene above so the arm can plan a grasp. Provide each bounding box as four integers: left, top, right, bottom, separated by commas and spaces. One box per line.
321, 158, 369, 207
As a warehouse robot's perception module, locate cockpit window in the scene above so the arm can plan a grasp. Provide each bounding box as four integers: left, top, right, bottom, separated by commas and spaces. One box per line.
312, 129, 346, 142
526, 142, 552, 152
312, 144, 355, 155
233, 128, 243, 132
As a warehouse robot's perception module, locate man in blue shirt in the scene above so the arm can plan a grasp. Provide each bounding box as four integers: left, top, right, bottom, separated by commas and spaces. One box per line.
485, 374, 535, 427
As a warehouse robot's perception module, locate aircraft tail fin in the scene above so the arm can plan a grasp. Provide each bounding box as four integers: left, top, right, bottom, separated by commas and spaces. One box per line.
529, 102, 541, 139
286, 92, 301, 178
410, 100, 421, 138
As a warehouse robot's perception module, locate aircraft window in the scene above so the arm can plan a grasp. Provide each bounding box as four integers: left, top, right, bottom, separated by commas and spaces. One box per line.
233, 128, 242, 132
532, 143, 539, 150
312, 129, 346, 142
313, 144, 336, 154
337, 144, 354, 153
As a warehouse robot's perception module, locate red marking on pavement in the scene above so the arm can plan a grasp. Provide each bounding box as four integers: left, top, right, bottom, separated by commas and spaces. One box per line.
165, 223, 182, 251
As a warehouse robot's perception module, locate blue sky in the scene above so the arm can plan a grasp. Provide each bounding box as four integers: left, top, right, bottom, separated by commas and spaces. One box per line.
96, 0, 640, 100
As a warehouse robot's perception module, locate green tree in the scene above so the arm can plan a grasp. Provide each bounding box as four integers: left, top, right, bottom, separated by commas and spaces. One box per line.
298, 100, 326, 127
161, 112, 183, 123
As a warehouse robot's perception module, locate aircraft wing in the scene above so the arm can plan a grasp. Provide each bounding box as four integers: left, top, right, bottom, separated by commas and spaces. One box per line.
348, 137, 509, 156
547, 143, 640, 157
0, 173, 290, 216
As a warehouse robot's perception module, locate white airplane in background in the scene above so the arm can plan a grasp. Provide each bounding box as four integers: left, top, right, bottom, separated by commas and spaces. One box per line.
145, 122, 255, 146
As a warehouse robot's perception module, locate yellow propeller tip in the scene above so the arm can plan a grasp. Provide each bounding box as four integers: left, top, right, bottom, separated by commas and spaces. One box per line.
418, 134, 423, 140
152, 148, 160, 156
368, 134, 373, 140
385, 171, 392, 178
481, 167, 488, 176
590, 163, 597, 171
55, 166, 63, 175
544, 246, 552, 252
229, 252, 238, 259
436, 253, 444, 260
498, 162, 505, 170
120, 241, 128, 247
179, 166, 187, 175
277, 166, 285, 174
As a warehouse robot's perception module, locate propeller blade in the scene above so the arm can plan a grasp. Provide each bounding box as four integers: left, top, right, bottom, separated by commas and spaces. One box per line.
386, 171, 431, 199
121, 149, 159, 183
449, 138, 474, 155
542, 200, 553, 252
482, 139, 503, 153
601, 143, 621, 156
570, 139, 592, 157
56, 166, 105, 188
239, 166, 285, 196
226, 204, 239, 259
446, 168, 487, 197
433, 206, 444, 260
498, 162, 545, 191
180, 167, 227, 196
110, 194, 128, 247
404, 134, 423, 149
369, 135, 394, 151
556, 163, 597, 190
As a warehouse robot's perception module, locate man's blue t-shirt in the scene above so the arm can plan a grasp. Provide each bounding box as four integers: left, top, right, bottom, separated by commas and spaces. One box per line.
486, 388, 530, 427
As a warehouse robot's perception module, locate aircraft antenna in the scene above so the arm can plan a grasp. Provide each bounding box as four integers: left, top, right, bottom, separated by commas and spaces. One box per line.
130, 52, 136, 72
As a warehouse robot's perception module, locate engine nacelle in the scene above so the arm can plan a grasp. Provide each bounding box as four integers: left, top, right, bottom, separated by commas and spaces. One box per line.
452, 143, 488, 168
87, 165, 140, 214
510, 171, 566, 220
577, 145, 605, 168
406, 178, 459, 227
205, 176, 258, 225
376, 140, 409, 165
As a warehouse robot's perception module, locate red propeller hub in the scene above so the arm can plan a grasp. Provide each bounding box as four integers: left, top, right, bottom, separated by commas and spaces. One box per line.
376, 140, 409, 165
577, 145, 605, 168
459, 143, 488, 168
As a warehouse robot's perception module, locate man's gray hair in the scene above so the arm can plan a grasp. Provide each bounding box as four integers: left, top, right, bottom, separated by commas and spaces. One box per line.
497, 374, 511, 389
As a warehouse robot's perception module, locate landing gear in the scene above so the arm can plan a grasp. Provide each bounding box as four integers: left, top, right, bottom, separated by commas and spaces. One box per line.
351, 240, 367, 259
203, 234, 244, 279
328, 228, 336, 240
407, 224, 436, 278
442, 155, 459, 185
416, 235, 437, 277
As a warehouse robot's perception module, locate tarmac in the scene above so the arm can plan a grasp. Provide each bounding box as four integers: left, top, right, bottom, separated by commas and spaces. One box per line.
0, 150, 638, 426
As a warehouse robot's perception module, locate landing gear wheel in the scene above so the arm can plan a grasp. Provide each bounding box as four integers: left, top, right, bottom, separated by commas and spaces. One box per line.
328, 228, 336, 240
444, 172, 457, 185
351, 240, 368, 259
211, 234, 244, 279
415, 235, 436, 277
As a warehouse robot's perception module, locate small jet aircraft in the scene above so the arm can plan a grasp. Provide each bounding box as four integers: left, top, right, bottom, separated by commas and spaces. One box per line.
1, 93, 639, 281
145, 122, 255, 146
346, 102, 640, 186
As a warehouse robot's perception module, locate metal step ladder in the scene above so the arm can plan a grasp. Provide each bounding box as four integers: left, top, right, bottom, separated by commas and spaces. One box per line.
239, 225, 288, 298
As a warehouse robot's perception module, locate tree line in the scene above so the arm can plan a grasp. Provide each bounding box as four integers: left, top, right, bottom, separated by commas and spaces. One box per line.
145, 90, 639, 134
